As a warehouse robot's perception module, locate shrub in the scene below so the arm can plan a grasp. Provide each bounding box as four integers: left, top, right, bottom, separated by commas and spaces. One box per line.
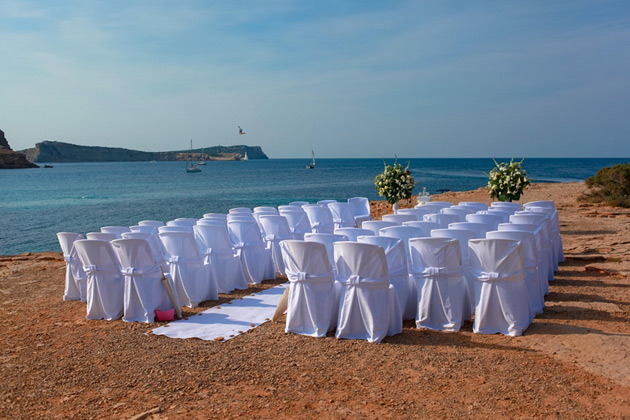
487, 157, 530, 202
374, 158, 415, 205
581, 162, 630, 208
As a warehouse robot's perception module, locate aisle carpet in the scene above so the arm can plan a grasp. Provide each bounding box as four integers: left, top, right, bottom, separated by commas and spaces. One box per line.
151, 283, 288, 342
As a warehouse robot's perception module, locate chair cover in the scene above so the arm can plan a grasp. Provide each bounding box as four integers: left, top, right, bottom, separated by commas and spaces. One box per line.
258, 215, 293, 275
327, 202, 356, 229
360, 220, 398, 235
278, 204, 301, 212
465, 213, 503, 231
423, 213, 460, 228
382, 214, 418, 224
334, 242, 402, 343
414, 203, 446, 214
397, 208, 429, 219
409, 237, 468, 331
203, 213, 228, 220
280, 240, 338, 337
303, 205, 335, 233
486, 230, 544, 317
193, 224, 248, 293
523, 200, 555, 209
129, 225, 157, 234
402, 221, 441, 237
254, 206, 278, 214
229, 207, 253, 214
121, 232, 167, 266
86, 232, 117, 241
524, 206, 563, 265
100, 226, 130, 239
334, 228, 374, 242
159, 231, 218, 307
158, 225, 193, 233
348, 197, 371, 227
290, 201, 310, 207
73, 240, 124, 321
440, 207, 474, 222
279, 209, 311, 240
175, 217, 198, 224
57, 232, 86, 302
498, 222, 549, 295
468, 238, 531, 336
481, 209, 512, 223
490, 202, 522, 211
138, 220, 165, 228
110, 239, 180, 322
379, 226, 426, 265
447, 222, 490, 238
167, 219, 196, 228
510, 213, 554, 280
227, 219, 275, 284
304, 233, 348, 273
317, 199, 337, 206
458, 202, 488, 211
357, 235, 416, 320
197, 218, 228, 228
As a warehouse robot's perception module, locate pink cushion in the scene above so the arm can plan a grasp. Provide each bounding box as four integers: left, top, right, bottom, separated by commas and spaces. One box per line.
154, 308, 175, 322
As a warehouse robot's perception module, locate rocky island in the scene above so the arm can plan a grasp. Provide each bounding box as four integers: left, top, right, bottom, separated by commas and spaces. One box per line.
21, 141, 268, 162
0, 129, 39, 169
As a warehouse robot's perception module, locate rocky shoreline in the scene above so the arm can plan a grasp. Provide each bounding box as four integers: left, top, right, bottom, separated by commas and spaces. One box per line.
0, 129, 38, 169
0, 182, 628, 419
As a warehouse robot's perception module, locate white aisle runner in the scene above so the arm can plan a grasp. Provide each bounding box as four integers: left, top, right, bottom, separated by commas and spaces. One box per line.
151, 283, 288, 342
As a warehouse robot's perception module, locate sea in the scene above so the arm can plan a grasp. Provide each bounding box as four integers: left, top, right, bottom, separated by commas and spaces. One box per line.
1, 157, 627, 255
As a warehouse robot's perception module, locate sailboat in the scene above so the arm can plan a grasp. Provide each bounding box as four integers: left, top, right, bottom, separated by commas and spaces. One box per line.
198, 148, 206, 165
306, 149, 315, 169
186, 140, 202, 173
243, 151, 249, 161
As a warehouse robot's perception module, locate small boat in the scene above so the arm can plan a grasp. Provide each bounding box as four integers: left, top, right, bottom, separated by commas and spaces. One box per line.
306, 149, 315, 169
243, 151, 249, 161
198, 148, 206, 165
186, 140, 202, 173
43, 164, 54, 168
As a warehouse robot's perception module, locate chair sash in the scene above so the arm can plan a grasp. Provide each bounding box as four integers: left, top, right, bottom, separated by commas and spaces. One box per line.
338, 274, 388, 290
473, 268, 524, 282
285, 269, 334, 284
121, 264, 161, 277
83, 265, 119, 276
411, 266, 462, 278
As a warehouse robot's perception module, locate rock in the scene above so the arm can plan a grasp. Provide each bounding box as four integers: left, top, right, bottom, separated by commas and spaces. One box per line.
0, 129, 38, 169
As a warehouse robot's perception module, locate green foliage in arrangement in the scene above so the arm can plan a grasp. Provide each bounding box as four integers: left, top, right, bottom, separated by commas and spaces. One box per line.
374, 158, 416, 205
581, 162, 630, 208
487, 157, 531, 202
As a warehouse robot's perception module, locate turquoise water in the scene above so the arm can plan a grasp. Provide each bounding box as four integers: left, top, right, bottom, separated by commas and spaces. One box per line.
1, 158, 626, 255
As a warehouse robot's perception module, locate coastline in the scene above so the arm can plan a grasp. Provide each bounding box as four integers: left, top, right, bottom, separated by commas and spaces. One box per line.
1, 181, 629, 418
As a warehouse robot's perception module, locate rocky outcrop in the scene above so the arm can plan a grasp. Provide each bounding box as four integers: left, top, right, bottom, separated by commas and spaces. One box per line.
0, 129, 38, 169
21, 141, 269, 162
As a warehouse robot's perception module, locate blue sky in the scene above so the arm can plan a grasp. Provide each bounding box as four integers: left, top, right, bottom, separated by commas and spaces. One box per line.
1, 1, 629, 158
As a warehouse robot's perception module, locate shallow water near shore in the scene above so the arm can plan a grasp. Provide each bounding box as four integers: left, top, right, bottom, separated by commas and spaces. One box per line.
0, 157, 626, 254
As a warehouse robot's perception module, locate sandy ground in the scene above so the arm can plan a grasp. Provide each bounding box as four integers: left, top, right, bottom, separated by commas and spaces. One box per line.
1, 182, 629, 419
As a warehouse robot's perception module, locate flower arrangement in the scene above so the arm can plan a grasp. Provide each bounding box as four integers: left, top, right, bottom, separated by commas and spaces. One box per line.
487, 157, 531, 202
374, 158, 416, 206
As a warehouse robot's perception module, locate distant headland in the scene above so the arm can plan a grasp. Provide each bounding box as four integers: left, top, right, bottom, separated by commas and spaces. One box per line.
19, 141, 268, 163
0, 129, 39, 169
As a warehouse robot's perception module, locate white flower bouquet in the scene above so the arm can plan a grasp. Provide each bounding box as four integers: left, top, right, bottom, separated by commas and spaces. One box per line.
487, 157, 530, 202
374, 158, 416, 205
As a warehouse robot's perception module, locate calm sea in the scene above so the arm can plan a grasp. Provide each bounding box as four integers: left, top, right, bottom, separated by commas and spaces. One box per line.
1, 158, 626, 255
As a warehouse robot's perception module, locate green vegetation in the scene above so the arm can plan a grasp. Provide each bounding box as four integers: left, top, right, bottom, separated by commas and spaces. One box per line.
580, 162, 630, 208
374, 158, 415, 205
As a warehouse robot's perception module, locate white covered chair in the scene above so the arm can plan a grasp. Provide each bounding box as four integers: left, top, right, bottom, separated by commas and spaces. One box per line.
258, 215, 293, 276
334, 227, 374, 242
197, 218, 228, 228
100, 226, 130, 239
358, 235, 416, 320
193, 224, 248, 293
167, 219, 197, 230
382, 214, 418, 224
334, 242, 402, 343
409, 237, 468, 331
110, 238, 180, 323
423, 213, 460, 228
57, 232, 86, 302
524, 205, 563, 266
73, 239, 124, 321
317, 199, 337, 206
458, 202, 488, 211
158, 225, 193, 234
481, 209, 512, 223
280, 240, 338, 337
229, 207, 253, 215
121, 231, 167, 266
348, 197, 371, 227
510, 213, 554, 280
465, 213, 503, 231
468, 238, 531, 336
86, 232, 117, 241
290, 201, 309, 207
303, 205, 335, 233
414, 203, 446, 214
279, 209, 311, 240
203, 213, 228, 221
402, 221, 441, 237
490, 202, 522, 212
327, 202, 356, 229
159, 231, 218, 307
487, 230, 544, 317
397, 208, 429, 219
129, 225, 158, 235
360, 220, 398, 235
254, 206, 278, 215
138, 220, 165, 228
304, 233, 348, 274
440, 207, 474, 222
227, 219, 275, 284
379, 225, 426, 265
447, 222, 490, 238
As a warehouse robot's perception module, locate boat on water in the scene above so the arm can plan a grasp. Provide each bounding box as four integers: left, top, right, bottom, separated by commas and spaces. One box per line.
243, 151, 249, 161
306, 149, 315, 169
198, 148, 206, 165
43, 164, 54, 168
186, 140, 202, 173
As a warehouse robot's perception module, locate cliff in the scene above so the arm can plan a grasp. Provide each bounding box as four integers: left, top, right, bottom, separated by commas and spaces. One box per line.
21, 141, 269, 162
0, 129, 39, 169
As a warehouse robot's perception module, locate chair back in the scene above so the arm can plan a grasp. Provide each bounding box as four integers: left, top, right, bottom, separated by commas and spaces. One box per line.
166, 219, 196, 228
110, 238, 158, 271
57, 232, 83, 256
490, 202, 522, 211
357, 235, 407, 274
138, 220, 165, 227
327, 202, 355, 228
159, 231, 202, 260
408, 237, 462, 277
279, 210, 311, 239
523, 200, 555, 210
289, 201, 310, 207
360, 220, 398, 235
347, 197, 370, 218
401, 221, 441, 236
227, 219, 265, 248
486, 230, 537, 265
129, 225, 157, 234
382, 214, 417, 224
379, 226, 426, 262
334, 242, 389, 286
483, 209, 513, 221
447, 222, 489, 238
334, 228, 374, 242
158, 225, 192, 233
440, 207, 474, 222
430, 228, 477, 263
197, 218, 228, 228
258, 215, 293, 241
86, 232, 117, 241
465, 213, 503, 231
100, 226, 131, 239
254, 206, 278, 214
280, 240, 334, 278
397, 208, 429, 219
458, 202, 488, 211
74, 239, 121, 271
468, 238, 525, 282
203, 213, 228, 220
304, 233, 348, 270
423, 213, 460, 228
229, 207, 253, 215
415, 203, 445, 214
302, 205, 335, 233
317, 199, 337, 206
194, 224, 233, 251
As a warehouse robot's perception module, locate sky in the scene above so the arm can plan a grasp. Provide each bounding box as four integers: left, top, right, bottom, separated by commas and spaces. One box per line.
1, 1, 629, 158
